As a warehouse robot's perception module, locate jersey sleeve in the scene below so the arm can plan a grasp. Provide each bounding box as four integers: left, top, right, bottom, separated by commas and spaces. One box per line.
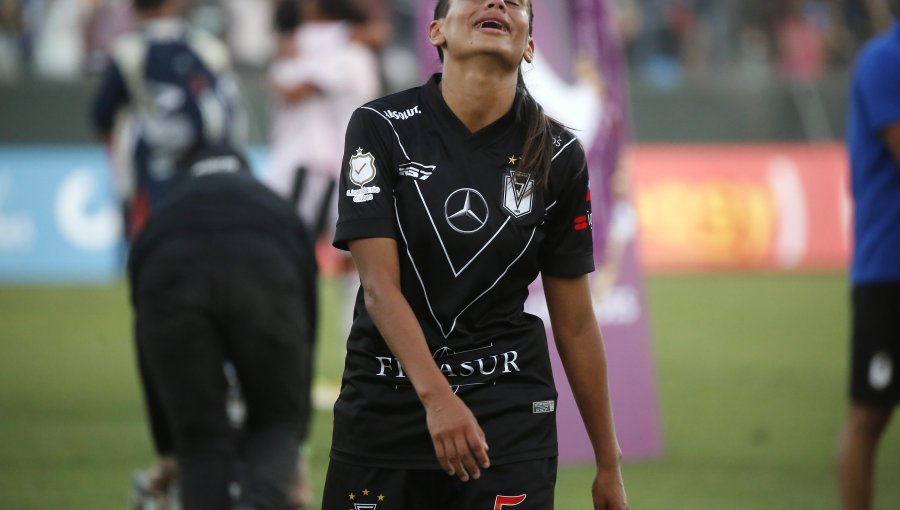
538, 138, 596, 277
333, 106, 397, 250
91, 61, 130, 136
857, 44, 900, 131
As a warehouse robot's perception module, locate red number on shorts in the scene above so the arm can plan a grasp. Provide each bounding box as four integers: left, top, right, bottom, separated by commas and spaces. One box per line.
494, 494, 527, 510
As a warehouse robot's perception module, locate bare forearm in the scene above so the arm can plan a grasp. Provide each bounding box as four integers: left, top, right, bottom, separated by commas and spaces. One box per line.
361, 280, 453, 404
883, 124, 900, 168
555, 327, 621, 468
349, 237, 490, 480
272, 82, 319, 104
544, 274, 622, 468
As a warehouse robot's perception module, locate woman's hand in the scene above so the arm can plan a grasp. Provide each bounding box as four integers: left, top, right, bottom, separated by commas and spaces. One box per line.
424, 391, 491, 482
592, 466, 628, 509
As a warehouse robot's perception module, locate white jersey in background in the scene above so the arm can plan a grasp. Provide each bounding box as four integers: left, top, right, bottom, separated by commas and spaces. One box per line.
265, 21, 381, 202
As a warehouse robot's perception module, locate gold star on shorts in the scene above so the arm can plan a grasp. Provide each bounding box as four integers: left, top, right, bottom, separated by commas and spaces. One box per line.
378, 494, 385, 501
508, 155, 519, 165
362, 489, 370, 496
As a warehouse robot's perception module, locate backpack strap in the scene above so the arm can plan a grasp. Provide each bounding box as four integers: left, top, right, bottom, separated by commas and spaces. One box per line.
110, 32, 150, 116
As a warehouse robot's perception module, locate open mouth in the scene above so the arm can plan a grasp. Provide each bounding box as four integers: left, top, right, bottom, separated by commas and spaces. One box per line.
475, 20, 508, 32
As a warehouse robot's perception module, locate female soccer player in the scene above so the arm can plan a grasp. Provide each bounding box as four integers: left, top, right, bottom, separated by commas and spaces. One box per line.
323, 1, 627, 508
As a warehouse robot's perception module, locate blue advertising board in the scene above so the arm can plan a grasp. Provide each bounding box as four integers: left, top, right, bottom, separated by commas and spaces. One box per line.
0, 145, 268, 284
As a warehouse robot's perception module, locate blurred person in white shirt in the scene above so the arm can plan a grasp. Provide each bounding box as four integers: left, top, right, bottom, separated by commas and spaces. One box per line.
265, 0, 381, 243
264, 2, 383, 506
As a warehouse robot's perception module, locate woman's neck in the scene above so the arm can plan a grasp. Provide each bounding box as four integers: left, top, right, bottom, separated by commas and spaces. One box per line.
439, 59, 518, 134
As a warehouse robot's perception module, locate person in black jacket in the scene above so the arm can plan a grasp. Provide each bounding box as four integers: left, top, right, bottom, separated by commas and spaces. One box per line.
129, 144, 317, 510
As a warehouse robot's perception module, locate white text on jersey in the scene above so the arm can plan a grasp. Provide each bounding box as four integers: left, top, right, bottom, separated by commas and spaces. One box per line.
383, 106, 422, 121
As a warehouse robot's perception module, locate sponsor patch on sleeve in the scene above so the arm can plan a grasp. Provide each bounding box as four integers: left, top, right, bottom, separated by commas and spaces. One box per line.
346, 148, 382, 203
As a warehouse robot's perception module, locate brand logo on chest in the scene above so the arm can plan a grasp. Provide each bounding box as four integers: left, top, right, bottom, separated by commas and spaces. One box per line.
444, 188, 489, 234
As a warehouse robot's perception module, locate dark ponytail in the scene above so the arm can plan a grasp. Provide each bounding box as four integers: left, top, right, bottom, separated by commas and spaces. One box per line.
515, 69, 559, 189
433, 0, 558, 189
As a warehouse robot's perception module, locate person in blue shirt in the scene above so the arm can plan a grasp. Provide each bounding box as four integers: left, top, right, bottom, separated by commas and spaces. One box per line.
838, 2, 900, 509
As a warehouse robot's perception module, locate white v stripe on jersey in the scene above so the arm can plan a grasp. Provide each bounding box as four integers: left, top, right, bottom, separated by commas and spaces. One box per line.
414, 181, 512, 277
361, 106, 411, 162
552, 136, 578, 161
396, 196, 539, 339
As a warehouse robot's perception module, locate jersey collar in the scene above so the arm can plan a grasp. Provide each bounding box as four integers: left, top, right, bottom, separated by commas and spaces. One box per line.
423, 73, 521, 147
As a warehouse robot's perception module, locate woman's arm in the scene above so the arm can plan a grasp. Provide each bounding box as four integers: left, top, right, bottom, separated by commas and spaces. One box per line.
543, 273, 627, 509
270, 80, 320, 104
348, 237, 490, 481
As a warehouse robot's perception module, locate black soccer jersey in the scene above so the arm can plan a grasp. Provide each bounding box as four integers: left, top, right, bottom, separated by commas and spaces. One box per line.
332, 74, 595, 469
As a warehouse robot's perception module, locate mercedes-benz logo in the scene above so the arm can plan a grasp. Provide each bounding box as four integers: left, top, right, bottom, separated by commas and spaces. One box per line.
444, 188, 489, 234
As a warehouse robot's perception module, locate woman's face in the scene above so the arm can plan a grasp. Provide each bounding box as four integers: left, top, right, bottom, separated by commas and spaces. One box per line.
430, 0, 534, 69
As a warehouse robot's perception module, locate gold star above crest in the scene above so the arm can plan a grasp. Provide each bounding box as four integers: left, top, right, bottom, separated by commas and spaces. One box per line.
349, 493, 355, 500
378, 494, 385, 501
508, 155, 519, 165
362, 489, 370, 496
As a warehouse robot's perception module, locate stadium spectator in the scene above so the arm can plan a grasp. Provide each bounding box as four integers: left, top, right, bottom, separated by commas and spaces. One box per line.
83, 0, 136, 75
0, 0, 22, 81
837, 1, 900, 509
221, 0, 276, 68
774, 0, 828, 84
32, 0, 89, 81
90, 0, 245, 240
128, 143, 317, 509
265, 0, 381, 245
320, 1, 626, 509
265, 4, 382, 502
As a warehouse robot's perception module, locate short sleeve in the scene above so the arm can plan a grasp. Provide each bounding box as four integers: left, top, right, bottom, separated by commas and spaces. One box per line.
538, 138, 595, 276
91, 61, 130, 135
857, 44, 900, 131
333, 107, 397, 250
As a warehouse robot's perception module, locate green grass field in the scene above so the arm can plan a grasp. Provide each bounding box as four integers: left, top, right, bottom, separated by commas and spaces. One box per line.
1, 274, 898, 509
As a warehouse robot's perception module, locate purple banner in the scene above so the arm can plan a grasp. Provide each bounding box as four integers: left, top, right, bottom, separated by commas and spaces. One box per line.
416, 0, 663, 463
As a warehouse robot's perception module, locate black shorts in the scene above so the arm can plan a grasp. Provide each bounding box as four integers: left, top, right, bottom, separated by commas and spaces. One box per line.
850, 282, 900, 406
321, 457, 557, 510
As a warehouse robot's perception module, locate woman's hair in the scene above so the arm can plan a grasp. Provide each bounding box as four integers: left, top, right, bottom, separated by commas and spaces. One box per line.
433, 0, 560, 189
274, 0, 302, 35
314, 0, 368, 25
133, 0, 166, 13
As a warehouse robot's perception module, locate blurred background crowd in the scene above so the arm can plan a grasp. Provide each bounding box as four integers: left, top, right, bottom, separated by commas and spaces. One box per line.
1, 0, 893, 147
0, 0, 894, 87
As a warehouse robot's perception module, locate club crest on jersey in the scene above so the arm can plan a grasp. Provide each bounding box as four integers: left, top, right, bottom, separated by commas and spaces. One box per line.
503, 169, 534, 217
346, 148, 381, 203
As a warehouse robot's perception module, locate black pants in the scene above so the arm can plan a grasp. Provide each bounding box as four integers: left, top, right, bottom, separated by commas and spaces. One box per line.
133, 231, 314, 509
